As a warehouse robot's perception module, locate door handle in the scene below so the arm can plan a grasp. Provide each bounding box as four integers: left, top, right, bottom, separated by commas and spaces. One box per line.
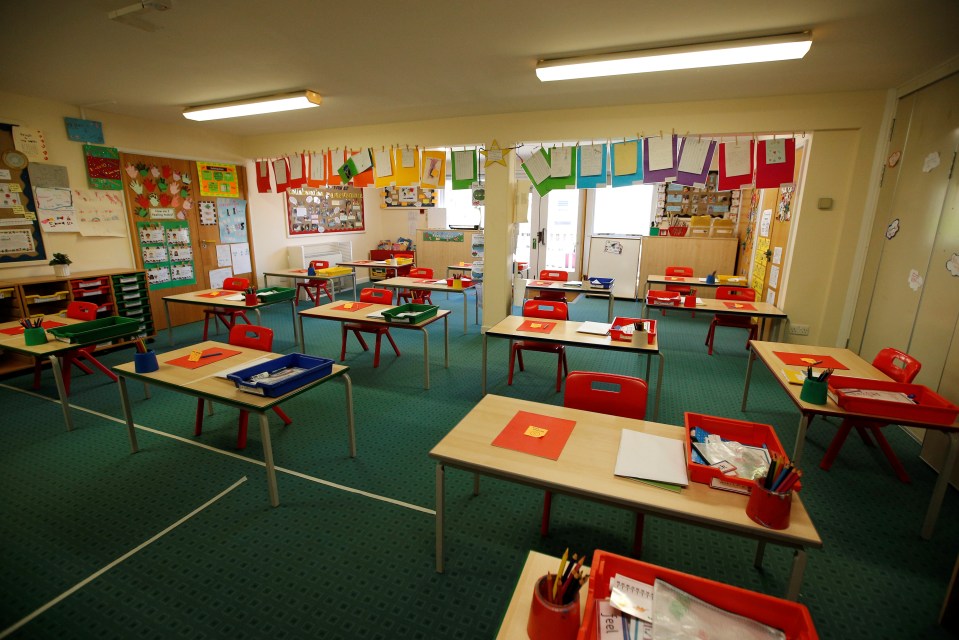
536, 229, 545, 245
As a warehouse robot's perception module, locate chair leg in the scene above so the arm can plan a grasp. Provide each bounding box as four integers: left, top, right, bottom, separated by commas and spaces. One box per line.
705, 323, 716, 355
632, 513, 646, 557
273, 406, 292, 426
856, 426, 875, 446
372, 333, 383, 368
541, 491, 553, 536
871, 427, 912, 483
555, 352, 565, 393
194, 398, 205, 436
202, 313, 212, 340
78, 352, 118, 382
237, 411, 249, 449
508, 345, 518, 385
820, 421, 854, 471
321, 285, 334, 304
353, 330, 369, 351
73, 359, 94, 375
384, 331, 401, 357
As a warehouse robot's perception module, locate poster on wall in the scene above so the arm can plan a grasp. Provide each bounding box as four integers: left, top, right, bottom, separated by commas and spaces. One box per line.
286, 186, 364, 236
197, 162, 239, 198
381, 185, 437, 208
137, 219, 196, 290
35, 186, 79, 233
217, 198, 247, 243
84, 145, 122, 190
73, 189, 127, 237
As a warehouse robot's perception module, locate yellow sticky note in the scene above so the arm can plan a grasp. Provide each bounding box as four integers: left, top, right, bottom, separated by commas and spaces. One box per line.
530, 322, 542, 328
188, 349, 203, 362
344, 303, 354, 309
524, 426, 548, 438
800, 357, 818, 365
8, 184, 22, 193
209, 291, 220, 297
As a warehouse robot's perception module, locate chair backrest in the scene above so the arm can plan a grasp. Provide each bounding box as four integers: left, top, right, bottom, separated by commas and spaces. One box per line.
539, 269, 569, 282
223, 277, 250, 291
665, 266, 694, 278
66, 301, 98, 321
872, 348, 921, 383
522, 299, 568, 320
309, 260, 329, 270
360, 287, 394, 304
409, 267, 434, 278
564, 371, 648, 420
716, 286, 756, 302
229, 324, 274, 352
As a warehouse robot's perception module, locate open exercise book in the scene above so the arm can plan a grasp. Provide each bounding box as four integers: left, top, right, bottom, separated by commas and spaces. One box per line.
614, 430, 688, 489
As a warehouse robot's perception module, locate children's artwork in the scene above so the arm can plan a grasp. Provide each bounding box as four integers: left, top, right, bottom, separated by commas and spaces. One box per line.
230, 242, 251, 274
272, 157, 290, 192
947, 252, 959, 277
35, 186, 79, 233
381, 185, 436, 208
886, 218, 900, 239
307, 152, 326, 187
216, 244, 232, 267
137, 220, 196, 289
255, 159, 272, 193
0, 229, 36, 256
124, 160, 193, 219
422, 230, 465, 242
197, 162, 239, 198
198, 201, 217, 225
756, 139, 796, 189
286, 186, 365, 235
576, 143, 607, 188
451, 149, 477, 189
217, 198, 247, 243
287, 153, 306, 189
391, 147, 419, 186
908, 268, 924, 291
373, 148, 394, 187
146, 266, 171, 286
0, 183, 21, 208
337, 149, 373, 184
64, 118, 104, 144
675, 138, 716, 187
84, 145, 122, 190
420, 150, 446, 188
13, 127, 49, 162
28, 163, 69, 189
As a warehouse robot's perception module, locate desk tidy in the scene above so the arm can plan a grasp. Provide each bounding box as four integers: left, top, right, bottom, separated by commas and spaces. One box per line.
528, 548, 586, 640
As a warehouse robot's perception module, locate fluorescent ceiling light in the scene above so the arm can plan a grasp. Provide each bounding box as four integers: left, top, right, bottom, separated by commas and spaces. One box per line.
536, 33, 812, 82
183, 90, 322, 121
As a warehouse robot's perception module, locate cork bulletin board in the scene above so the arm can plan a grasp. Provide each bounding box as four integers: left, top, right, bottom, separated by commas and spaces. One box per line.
0, 123, 47, 266
286, 185, 364, 236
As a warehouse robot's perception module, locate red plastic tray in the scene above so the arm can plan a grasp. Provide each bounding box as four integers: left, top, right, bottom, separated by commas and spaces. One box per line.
646, 290, 681, 306
610, 317, 655, 344
827, 376, 959, 425
684, 412, 799, 492
577, 550, 818, 640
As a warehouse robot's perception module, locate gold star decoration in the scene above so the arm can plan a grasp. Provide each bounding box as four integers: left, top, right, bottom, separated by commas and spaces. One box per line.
482, 139, 511, 167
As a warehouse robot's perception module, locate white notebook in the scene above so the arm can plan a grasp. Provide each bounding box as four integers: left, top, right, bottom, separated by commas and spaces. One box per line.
577, 321, 612, 336
614, 429, 689, 486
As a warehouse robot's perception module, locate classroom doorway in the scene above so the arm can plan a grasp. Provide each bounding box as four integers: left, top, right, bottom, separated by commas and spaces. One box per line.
519, 189, 583, 277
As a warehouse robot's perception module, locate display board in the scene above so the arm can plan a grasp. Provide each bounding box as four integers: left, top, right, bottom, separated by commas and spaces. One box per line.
286, 186, 364, 236
0, 124, 47, 266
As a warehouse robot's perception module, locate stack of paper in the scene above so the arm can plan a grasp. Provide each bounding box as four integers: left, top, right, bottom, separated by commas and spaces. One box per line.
614, 430, 688, 488
577, 321, 612, 336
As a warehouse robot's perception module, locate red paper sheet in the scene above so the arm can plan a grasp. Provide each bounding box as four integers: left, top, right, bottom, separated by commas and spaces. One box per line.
718, 140, 755, 190
197, 291, 229, 298
491, 410, 576, 460
774, 351, 849, 370
414, 278, 435, 284
517, 320, 556, 333
0, 320, 66, 335
332, 302, 372, 312
664, 276, 688, 281
292, 269, 308, 274
353, 260, 373, 264
756, 139, 796, 189
722, 302, 757, 311
531, 280, 554, 286
166, 348, 242, 370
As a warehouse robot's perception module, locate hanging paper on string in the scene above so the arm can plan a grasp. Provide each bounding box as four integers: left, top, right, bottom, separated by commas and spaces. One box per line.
576, 143, 608, 189
451, 149, 477, 190
756, 139, 796, 189
675, 138, 716, 187
610, 140, 643, 187
255, 160, 272, 193
420, 150, 446, 188
373, 148, 394, 187
719, 141, 754, 190
644, 135, 677, 183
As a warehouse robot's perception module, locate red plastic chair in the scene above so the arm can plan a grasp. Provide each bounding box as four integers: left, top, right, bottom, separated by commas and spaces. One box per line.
34, 301, 118, 395
819, 348, 921, 482
704, 286, 758, 355
542, 371, 649, 556
202, 276, 251, 340
663, 266, 694, 317
399, 267, 434, 304
295, 260, 334, 307
194, 325, 292, 450
508, 300, 569, 392
534, 269, 569, 302
340, 288, 401, 368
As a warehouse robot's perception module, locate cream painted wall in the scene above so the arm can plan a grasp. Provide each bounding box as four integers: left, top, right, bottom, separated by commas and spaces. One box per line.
0, 91, 243, 280
241, 90, 887, 343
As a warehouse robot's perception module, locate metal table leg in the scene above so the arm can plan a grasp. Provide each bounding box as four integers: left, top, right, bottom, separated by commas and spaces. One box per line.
435, 462, 445, 573
48, 354, 73, 431
165, 299, 174, 346
117, 376, 139, 453
421, 326, 430, 390
792, 414, 811, 464
785, 549, 808, 601
921, 431, 959, 539
343, 373, 356, 457
259, 411, 280, 507
481, 333, 488, 396
444, 315, 449, 368
741, 350, 756, 411
298, 316, 306, 353
653, 353, 664, 420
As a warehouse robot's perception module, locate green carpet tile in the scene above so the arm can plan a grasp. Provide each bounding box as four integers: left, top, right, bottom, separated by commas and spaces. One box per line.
1, 294, 957, 639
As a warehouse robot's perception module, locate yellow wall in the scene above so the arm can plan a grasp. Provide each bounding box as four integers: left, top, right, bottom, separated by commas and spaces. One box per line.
0, 91, 244, 280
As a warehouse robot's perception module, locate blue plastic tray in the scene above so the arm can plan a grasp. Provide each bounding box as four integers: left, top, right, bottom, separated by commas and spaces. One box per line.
227, 353, 334, 397
588, 277, 615, 289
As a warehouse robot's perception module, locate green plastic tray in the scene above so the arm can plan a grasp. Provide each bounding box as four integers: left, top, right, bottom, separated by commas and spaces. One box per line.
48, 316, 140, 344
256, 287, 295, 303
382, 303, 438, 324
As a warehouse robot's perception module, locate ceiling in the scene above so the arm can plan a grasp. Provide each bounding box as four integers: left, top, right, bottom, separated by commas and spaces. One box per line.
5, 0, 959, 138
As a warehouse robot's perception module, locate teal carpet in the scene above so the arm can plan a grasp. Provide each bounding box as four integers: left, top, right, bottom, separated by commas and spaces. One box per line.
0, 292, 957, 639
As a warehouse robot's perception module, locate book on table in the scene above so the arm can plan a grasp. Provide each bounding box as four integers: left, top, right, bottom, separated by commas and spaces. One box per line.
614, 430, 688, 487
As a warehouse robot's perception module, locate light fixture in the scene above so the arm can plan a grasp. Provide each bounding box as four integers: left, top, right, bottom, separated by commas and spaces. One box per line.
536, 32, 812, 82
183, 90, 323, 121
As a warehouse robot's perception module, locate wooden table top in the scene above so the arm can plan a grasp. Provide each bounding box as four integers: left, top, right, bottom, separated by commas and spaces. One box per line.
430, 394, 821, 549
0, 314, 88, 356
649, 297, 787, 318
486, 315, 659, 353
299, 301, 451, 326
162, 287, 286, 309
376, 276, 476, 293
522, 279, 613, 294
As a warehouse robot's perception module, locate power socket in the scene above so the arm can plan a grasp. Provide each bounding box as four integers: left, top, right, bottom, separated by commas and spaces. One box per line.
789, 324, 810, 336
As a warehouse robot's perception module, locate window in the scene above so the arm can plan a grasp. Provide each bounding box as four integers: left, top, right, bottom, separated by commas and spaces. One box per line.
440, 186, 482, 227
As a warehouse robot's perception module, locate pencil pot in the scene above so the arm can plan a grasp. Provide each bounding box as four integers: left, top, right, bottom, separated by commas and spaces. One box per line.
134, 350, 159, 373
527, 574, 580, 640
23, 327, 47, 346
746, 480, 793, 530
705, 274, 716, 284
800, 378, 828, 405
683, 288, 697, 307
244, 292, 258, 306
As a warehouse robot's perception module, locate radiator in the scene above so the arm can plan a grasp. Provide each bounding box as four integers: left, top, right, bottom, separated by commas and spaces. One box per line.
287, 240, 352, 269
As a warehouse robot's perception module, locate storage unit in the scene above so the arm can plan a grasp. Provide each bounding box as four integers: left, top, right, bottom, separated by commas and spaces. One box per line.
638, 235, 738, 300
111, 272, 154, 338
368, 249, 415, 281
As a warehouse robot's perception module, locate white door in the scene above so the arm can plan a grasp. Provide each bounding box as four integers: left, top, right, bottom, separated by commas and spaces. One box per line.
523, 189, 583, 278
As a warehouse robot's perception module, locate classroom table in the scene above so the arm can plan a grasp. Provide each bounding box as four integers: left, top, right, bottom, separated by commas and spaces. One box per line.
642, 274, 747, 300
298, 301, 450, 390
496, 550, 589, 640
113, 340, 355, 507
742, 340, 959, 540
521, 279, 617, 322
262, 267, 358, 302
162, 287, 298, 347
644, 295, 788, 342
336, 260, 412, 286
430, 394, 822, 600
445, 263, 474, 280
482, 315, 664, 420
0, 314, 141, 432
375, 276, 479, 334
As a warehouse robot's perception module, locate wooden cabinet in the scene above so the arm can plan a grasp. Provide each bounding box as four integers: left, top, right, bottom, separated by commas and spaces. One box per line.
0, 269, 154, 376
368, 249, 415, 281
638, 236, 739, 299
415, 229, 481, 279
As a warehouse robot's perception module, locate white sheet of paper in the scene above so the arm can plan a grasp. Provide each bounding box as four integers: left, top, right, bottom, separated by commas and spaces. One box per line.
453, 150, 475, 181
222, 293, 245, 301
288, 154, 303, 181
373, 149, 393, 179
272, 158, 288, 184
310, 152, 325, 181
230, 242, 251, 274
216, 244, 232, 267
208, 267, 232, 289
614, 429, 689, 486
579, 144, 604, 176
678, 138, 712, 174
765, 139, 786, 165
724, 142, 751, 176
760, 209, 772, 237
550, 147, 572, 178
577, 321, 612, 335
768, 264, 780, 288
772, 246, 783, 265
523, 150, 551, 185
647, 136, 674, 171
401, 148, 416, 168
766, 289, 776, 304
351, 149, 373, 174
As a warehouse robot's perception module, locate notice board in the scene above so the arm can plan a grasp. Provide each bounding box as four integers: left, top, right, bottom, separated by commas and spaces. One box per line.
286, 186, 364, 236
